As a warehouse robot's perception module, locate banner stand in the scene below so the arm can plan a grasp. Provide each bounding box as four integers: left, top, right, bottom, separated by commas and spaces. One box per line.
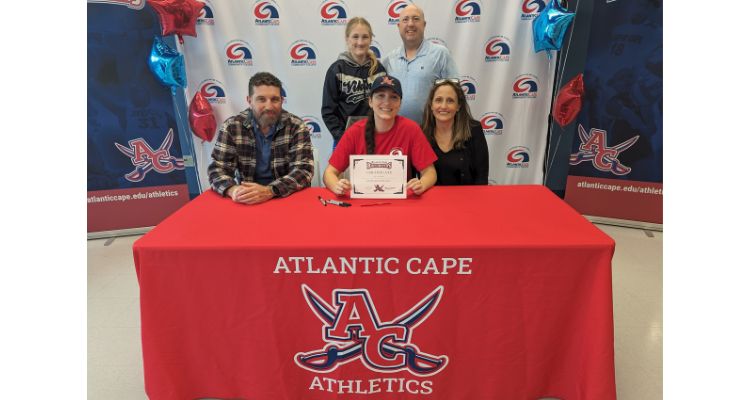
88, 227, 152, 241
87, 4, 194, 237
585, 216, 661, 232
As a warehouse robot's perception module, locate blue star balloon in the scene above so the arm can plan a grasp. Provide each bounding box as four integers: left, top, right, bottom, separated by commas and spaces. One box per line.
148, 36, 186, 89
532, 0, 576, 58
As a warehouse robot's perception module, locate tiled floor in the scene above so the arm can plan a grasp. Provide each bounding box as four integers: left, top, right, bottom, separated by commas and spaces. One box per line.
87, 224, 662, 399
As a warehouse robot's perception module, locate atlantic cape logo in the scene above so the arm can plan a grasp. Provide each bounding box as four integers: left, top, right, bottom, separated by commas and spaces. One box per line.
512, 74, 538, 99
114, 129, 185, 182
454, 0, 481, 23
289, 40, 317, 66
570, 124, 639, 175
484, 36, 511, 62
253, 0, 280, 25
197, 0, 214, 25
480, 112, 504, 135
296, 284, 448, 379
302, 116, 323, 139
199, 79, 227, 104
506, 146, 530, 168
521, 0, 546, 20
370, 41, 383, 59
320, 0, 348, 25
459, 76, 478, 101
225, 40, 253, 66
387, 0, 409, 24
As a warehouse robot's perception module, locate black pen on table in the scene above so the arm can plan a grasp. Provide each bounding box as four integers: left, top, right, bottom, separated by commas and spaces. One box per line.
327, 199, 351, 207
318, 196, 351, 207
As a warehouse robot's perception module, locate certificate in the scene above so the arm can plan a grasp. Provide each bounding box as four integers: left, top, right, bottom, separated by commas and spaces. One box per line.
349, 155, 407, 199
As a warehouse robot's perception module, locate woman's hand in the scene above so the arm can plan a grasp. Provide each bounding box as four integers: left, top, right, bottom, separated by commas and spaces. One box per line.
407, 178, 426, 195
323, 164, 351, 196
409, 165, 437, 195
333, 178, 351, 196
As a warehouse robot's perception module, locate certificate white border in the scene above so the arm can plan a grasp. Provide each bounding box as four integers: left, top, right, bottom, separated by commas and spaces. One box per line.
349, 155, 407, 199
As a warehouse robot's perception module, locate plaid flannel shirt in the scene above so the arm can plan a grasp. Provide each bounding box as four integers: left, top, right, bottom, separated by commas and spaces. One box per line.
208, 108, 314, 197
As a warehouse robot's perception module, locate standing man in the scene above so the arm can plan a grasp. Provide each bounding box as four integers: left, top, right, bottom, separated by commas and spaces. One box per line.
208, 72, 314, 205
382, 3, 459, 125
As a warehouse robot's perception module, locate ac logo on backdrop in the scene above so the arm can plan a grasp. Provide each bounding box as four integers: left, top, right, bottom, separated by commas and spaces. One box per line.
570, 124, 639, 175
296, 285, 449, 376
114, 129, 185, 182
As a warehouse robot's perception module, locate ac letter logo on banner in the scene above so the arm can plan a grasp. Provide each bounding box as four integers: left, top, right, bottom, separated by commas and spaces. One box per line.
296, 285, 448, 377
114, 128, 185, 182
570, 124, 639, 175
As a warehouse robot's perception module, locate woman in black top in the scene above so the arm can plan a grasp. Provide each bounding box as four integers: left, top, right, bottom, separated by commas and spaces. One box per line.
421, 79, 489, 185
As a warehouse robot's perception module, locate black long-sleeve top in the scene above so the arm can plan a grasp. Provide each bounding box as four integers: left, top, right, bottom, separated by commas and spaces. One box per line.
431, 121, 489, 185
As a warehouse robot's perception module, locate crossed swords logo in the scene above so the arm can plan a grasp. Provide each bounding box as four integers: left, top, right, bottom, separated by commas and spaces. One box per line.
295, 285, 449, 376
114, 128, 185, 182
569, 124, 639, 176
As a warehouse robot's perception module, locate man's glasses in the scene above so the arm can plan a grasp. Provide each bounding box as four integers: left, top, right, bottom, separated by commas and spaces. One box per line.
434, 78, 460, 85
400, 16, 422, 23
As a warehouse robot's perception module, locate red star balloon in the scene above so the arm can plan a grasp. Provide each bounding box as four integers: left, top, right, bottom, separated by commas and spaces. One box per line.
147, 0, 204, 43
552, 73, 584, 127
189, 91, 217, 142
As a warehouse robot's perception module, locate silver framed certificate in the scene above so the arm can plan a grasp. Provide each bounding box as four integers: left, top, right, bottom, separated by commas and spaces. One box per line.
349, 155, 407, 199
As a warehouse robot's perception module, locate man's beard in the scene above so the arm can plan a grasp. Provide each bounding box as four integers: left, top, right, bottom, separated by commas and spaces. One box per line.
255, 109, 279, 128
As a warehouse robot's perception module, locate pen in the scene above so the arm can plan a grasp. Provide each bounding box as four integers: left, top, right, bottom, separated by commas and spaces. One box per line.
327, 199, 352, 207
360, 202, 391, 207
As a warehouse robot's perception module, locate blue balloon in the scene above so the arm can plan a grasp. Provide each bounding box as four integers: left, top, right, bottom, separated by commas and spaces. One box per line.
532, 0, 576, 57
148, 36, 186, 89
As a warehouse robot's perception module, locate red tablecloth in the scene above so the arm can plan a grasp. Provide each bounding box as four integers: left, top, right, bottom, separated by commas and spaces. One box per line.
134, 185, 616, 400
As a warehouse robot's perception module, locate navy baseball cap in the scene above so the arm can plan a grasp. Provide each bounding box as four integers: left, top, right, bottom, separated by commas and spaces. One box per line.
370, 75, 403, 98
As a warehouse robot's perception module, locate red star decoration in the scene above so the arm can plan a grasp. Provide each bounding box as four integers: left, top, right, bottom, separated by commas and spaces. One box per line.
147, 0, 204, 43
382, 77, 394, 86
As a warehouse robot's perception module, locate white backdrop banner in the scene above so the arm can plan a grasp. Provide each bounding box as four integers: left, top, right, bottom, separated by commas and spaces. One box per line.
181, 0, 556, 188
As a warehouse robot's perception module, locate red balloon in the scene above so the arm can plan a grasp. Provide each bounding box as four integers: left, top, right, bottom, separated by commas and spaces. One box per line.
189, 91, 217, 142
552, 73, 585, 127
147, 0, 203, 44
